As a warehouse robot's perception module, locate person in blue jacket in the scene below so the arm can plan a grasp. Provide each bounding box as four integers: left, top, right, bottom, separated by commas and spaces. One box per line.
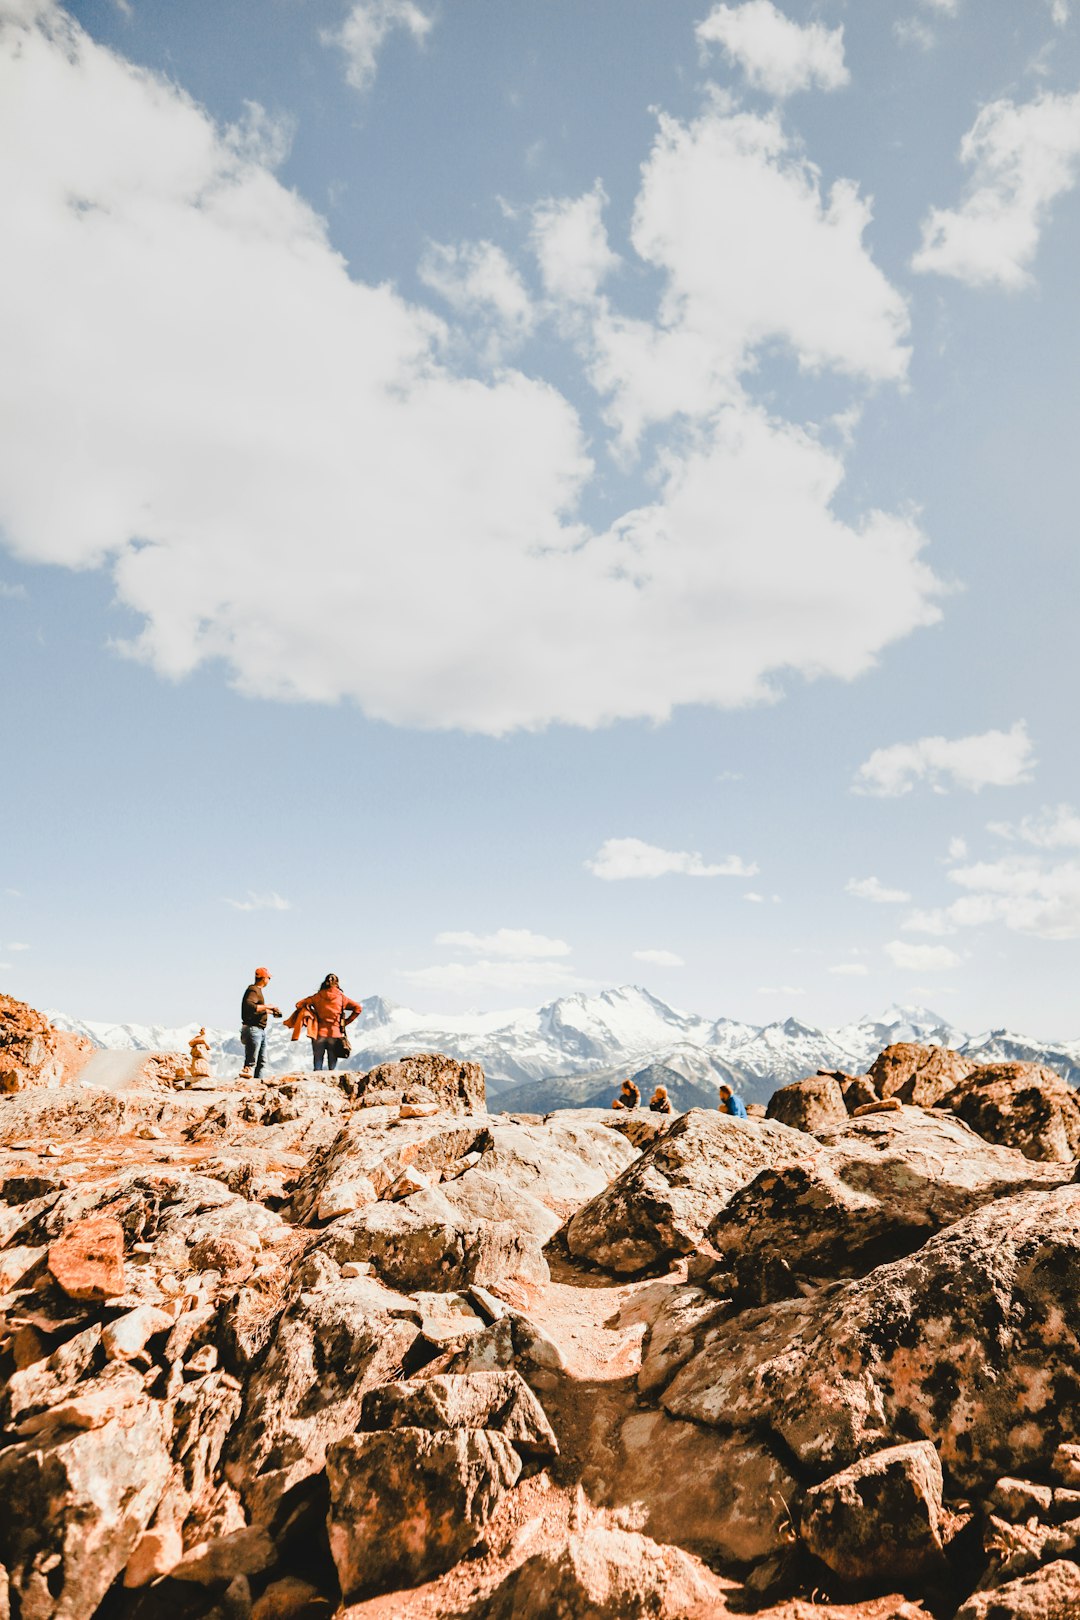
718, 1082, 748, 1118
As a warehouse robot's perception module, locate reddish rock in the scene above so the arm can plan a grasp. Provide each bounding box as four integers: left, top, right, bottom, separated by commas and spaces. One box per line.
767, 1075, 848, 1134
868, 1042, 974, 1108
47, 1215, 126, 1301
481, 1526, 729, 1619
0, 993, 94, 1093
356, 1053, 486, 1114
955, 1559, 1080, 1620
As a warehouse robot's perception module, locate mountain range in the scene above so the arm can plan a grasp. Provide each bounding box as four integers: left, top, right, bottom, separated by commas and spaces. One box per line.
47, 985, 1080, 1109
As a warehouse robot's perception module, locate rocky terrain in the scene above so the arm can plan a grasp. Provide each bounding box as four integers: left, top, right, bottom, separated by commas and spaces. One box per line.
2, 992, 1080, 1618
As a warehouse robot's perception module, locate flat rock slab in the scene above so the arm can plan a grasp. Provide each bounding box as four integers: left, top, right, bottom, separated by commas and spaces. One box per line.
360, 1371, 558, 1463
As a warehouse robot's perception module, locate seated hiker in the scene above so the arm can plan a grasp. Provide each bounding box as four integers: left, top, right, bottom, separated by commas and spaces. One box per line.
611, 1078, 640, 1110
717, 1082, 748, 1118
286, 972, 362, 1072
649, 1084, 672, 1114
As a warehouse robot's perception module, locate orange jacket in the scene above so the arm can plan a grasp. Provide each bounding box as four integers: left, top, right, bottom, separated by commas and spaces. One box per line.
287, 987, 361, 1041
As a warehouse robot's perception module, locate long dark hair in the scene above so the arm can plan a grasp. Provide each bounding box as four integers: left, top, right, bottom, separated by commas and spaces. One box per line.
319, 973, 339, 991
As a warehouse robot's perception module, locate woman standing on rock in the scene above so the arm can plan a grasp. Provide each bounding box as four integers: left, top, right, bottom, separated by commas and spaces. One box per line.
286, 973, 362, 1072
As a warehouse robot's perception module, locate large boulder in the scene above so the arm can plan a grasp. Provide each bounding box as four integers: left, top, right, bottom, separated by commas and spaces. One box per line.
480, 1526, 730, 1619
665, 1185, 1080, 1493
766, 1075, 848, 1134
954, 1560, 1080, 1620
565, 1109, 813, 1276
867, 1043, 974, 1107
326, 1426, 520, 1600
0, 993, 94, 1094
319, 1185, 549, 1291
360, 1371, 558, 1464
225, 1274, 420, 1519
800, 1441, 947, 1584
289, 1113, 492, 1224
354, 1053, 486, 1114
704, 1107, 1070, 1302
0, 1395, 172, 1619
945, 1063, 1080, 1163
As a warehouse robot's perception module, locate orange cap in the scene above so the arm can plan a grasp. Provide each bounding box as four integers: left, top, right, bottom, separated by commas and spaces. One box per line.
255, 966, 271, 979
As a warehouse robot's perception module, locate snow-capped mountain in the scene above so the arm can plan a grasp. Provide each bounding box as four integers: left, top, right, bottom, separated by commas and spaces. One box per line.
47, 988, 1080, 1106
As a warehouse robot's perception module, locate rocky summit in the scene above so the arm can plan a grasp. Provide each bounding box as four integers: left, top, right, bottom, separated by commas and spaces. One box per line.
1, 995, 1080, 1619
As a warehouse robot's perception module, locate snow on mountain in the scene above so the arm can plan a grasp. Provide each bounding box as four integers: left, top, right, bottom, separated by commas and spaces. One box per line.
47, 988, 1080, 1105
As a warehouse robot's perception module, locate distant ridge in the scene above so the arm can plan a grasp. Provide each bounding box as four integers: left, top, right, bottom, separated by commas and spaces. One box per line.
47, 987, 1080, 1107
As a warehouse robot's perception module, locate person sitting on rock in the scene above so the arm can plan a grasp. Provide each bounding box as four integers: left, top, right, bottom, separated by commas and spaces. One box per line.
649, 1085, 672, 1114
611, 1078, 640, 1110
287, 972, 362, 1072
718, 1082, 748, 1118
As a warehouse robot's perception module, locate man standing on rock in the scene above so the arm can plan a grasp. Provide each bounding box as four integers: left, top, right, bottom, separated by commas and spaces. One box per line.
718, 1082, 748, 1119
239, 966, 280, 1080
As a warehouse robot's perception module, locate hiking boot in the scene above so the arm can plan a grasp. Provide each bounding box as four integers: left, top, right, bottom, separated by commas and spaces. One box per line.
238, 1067, 254, 1079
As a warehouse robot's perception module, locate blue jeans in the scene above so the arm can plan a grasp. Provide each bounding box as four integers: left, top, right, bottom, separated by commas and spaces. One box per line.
241, 1023, 268, 1077
312, 1037, 339, 1072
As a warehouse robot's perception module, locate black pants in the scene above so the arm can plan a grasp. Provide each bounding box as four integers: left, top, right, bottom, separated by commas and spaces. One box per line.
312, 1037, 338, 1072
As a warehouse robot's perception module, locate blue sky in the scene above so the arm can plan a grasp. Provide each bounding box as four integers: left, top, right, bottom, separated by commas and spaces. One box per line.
2, 0, 1080, 1035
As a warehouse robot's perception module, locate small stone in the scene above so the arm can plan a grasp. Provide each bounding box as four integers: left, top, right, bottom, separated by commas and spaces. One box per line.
990, 1477, 1055, 1521
317, 1176, 378, 1222
170, 1526, 276, 1585
102, 1305, 175, 1362
123, 1526, 183, 1587
339, 1262, 372, 1279
955, 1559, 1080, 1620
185, 1345, 218, 1375
386, 1167, 432, 1199
399, 1102, 439, 1119
801, 1441, 946, 1584
47, 1216, 126, 1302
0, 1245, 45, 1294
252, 1575, 332, 1619
853, 1098, 903, 1116
1051, 1443, 1080, 1488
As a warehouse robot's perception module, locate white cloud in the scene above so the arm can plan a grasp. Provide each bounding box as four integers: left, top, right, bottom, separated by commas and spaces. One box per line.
401, 958, 583, 994
945, 854, 1080, 939
1048, 0, 1070, 25
633, 948, 685, 968
744, 891, 765, 903
530, 184, 620, 304
846, 875, 912, 904
894, 18, 937, 51
435, 928, 571, 959
947, 836, 968, 860
586, 101, 911, 449
853, 722, 1035, 797
224, 892, 291, 913
829, 962, 869, 976
885, 940, 962, 972
322, 0, 434, 95
987, 803, 1080, 848
901, 908, 959, 936
586, 837, 758, 880
0, 580, 26, 599
418, 240, 534, 355
913, 90, 1080, 289
696, 3, 848, 99
920, 0, 958, 12
0, 4, 942, 737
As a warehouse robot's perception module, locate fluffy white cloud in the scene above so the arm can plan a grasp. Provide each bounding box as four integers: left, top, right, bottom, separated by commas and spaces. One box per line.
322, 0, 434, 94
696, 2, 848, 99
0, 4, 942, 736
913, 90, 1080, 288
829, 962, 870, 976
846, 875, 912, 903
586, 102, 911, 448
401, 958, 583, 994
530, 184, 620, 304
1048, 1, 1070, 26
901, 908, 959, 936
944, 854, 1080, 939
986, 804, 1080, 848
853, 723, 1035, 797
632, 948, 685, 967
435, 928, 571, 959
586, 837, 757, 880
885, 940, 961, 972
224, 892, 291, 912
418, 240, 534, 355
